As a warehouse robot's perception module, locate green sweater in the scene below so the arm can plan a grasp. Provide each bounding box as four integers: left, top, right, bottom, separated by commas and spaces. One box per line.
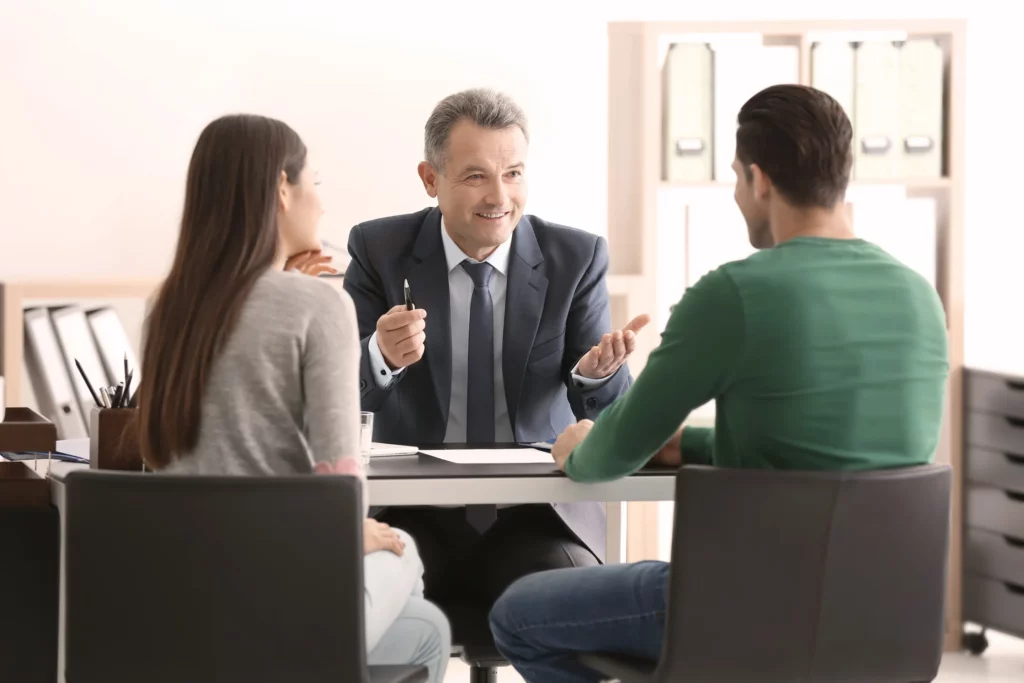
565, 237, 950, 482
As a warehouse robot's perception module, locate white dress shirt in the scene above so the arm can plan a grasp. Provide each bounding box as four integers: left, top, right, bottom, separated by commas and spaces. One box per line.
368, 219, 610, 443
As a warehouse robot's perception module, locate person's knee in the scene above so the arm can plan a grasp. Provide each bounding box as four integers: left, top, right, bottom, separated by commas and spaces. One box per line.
394, 527, 419, 556
489, 572, 543, 645
411, 597, 452, 662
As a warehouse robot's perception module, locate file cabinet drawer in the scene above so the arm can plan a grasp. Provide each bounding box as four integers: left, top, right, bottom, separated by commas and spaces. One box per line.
967, 370, 1024, 419
966, 412, 1024, 455
965, 528, 1024, 585
964, 575, 1024, 636
966, 447, 1024, 494
966, 485, 1024, 539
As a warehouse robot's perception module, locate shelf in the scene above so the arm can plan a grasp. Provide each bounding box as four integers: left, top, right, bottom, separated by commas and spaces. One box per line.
638, 18, 967, 39
3, 280, 160, 301
606, 274, 644, 296
660, 178, 952, 191
1, 279, 161, 407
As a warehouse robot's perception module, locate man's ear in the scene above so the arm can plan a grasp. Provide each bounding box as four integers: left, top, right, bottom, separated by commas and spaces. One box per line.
417, 162, 439, 199
749, 163, 771, 200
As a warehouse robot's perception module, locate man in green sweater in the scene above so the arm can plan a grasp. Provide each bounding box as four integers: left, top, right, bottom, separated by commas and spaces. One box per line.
488, 84, 950, 683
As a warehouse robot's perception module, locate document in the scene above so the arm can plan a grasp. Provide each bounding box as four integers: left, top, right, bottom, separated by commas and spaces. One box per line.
370, 442, 418, 457
420, 449, 555, 465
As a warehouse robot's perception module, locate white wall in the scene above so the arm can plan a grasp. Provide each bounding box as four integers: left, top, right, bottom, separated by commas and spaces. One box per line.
1, 0, 1020, 373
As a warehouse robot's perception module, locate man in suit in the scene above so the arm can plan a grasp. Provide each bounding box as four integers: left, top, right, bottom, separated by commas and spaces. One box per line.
343, 88, 649, 610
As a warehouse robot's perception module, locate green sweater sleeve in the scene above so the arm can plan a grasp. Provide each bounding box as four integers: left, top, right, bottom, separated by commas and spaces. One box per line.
564, 268, 744, 482
680, 426, 715, 466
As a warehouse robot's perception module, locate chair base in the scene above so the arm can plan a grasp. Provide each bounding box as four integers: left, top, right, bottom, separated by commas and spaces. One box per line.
470, 664, 498, 683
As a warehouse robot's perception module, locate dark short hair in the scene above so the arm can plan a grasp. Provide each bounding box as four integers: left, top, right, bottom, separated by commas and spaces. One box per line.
735, 84, 852, 208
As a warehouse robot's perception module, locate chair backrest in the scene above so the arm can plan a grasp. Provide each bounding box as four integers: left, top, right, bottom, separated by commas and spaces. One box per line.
64, 471, 367, 683
658, 464, 951, 683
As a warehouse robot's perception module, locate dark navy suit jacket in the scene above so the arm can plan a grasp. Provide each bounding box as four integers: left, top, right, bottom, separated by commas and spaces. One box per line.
343, 207, 632, 560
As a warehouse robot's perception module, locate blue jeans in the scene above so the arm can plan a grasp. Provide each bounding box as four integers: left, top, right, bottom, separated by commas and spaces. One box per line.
489, 561, 669, 683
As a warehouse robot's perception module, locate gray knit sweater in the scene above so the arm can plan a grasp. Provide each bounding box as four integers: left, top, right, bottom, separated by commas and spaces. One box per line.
163, 269, 363, 484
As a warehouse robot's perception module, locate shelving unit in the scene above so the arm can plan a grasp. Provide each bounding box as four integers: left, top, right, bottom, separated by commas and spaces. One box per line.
607, 18, 966, 650
0, 280, 160, 408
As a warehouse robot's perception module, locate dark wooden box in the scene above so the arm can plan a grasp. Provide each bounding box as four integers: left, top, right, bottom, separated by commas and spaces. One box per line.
0, 407, 57, 454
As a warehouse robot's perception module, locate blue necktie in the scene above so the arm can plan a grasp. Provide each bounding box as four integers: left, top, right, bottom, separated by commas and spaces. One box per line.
461, 260, 498, 534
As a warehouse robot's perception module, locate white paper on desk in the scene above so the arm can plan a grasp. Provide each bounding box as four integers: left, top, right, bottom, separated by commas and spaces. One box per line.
420, 449, 555, 465
370, 442, 418, 457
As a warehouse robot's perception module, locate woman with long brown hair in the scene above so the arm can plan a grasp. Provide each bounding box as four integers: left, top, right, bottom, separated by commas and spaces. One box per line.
139, 114, 449, 680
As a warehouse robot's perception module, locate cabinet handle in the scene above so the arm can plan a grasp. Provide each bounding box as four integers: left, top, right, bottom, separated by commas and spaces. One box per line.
1006, 380, 1024, 392
1006, 416, 1024, 429
1004, 535, 1024, 549
1006, 491, 1024, 503
1005, 582, 1024, 595
1005, 453, 1024, 466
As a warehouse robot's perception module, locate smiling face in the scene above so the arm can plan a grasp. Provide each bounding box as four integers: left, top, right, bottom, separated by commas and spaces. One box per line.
418, 119, 528, 260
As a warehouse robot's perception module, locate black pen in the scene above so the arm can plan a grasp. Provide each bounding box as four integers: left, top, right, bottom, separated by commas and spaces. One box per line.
122, 370, 134, 408
112, 382, 124, 409
404, 279, 415, 311
123, 353, 129, 387
74, 358, 102, 407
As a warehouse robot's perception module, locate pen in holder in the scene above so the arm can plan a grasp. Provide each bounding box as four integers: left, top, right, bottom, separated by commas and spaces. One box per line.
89, 407, 144, 471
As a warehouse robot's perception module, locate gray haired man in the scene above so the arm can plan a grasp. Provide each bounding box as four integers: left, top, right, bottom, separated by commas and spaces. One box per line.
343, 88, 650, 616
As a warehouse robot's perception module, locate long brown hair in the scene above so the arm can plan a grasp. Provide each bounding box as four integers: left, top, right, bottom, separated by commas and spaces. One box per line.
139, 114, 307, 468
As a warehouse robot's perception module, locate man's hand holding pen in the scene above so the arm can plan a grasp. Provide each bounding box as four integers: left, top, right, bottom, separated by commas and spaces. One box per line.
376, 305, 427, 370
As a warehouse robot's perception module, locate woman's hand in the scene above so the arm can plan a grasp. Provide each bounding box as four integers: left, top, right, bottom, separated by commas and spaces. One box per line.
364, 519, 405, 556
284, 250, 338, 277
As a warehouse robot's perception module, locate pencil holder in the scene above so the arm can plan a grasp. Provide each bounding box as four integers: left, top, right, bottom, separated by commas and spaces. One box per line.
0, 407, 58, 453
89, 408, 143, 471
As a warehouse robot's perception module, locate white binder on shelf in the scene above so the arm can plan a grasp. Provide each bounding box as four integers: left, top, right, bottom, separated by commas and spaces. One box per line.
23, 308, 88, 439
899, 39, 945, 179
854, 41, 902, 180
662, 42, 714, 183
86, 307, 139, 389
50, 305, 110, 428
811, 41, 855, 125
713, 40, 799, 181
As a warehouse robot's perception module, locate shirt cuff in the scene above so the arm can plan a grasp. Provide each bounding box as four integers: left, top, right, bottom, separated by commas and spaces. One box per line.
570, 360, 616, 390
368, 331, 404, 388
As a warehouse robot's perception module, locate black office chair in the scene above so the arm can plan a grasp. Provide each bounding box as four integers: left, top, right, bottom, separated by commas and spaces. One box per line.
580, 464, 952, 683
445, 600, 509, 682
64, 471, 427, 683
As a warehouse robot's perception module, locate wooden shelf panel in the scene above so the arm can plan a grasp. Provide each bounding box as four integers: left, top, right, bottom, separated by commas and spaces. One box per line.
660, 178, 952, 191
639, 18, 966, 39
5, 280, 159, 301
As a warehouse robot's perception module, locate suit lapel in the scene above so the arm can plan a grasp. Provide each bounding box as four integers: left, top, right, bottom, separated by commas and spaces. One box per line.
503, 218, 548, 433
406, 208, 452, 427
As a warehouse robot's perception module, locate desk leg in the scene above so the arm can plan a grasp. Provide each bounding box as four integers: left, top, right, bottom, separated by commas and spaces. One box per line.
605, 502, 624, 564
51, 479, 67, 683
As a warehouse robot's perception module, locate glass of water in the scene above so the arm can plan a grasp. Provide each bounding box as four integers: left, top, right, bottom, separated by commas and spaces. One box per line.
359, 411, 374, 466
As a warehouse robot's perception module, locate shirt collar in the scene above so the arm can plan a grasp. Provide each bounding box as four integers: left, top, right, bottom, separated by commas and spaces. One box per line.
440, 217, 512, 276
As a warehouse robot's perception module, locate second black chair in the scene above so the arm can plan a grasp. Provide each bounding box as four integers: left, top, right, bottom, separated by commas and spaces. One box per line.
580, 464, 952, 683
